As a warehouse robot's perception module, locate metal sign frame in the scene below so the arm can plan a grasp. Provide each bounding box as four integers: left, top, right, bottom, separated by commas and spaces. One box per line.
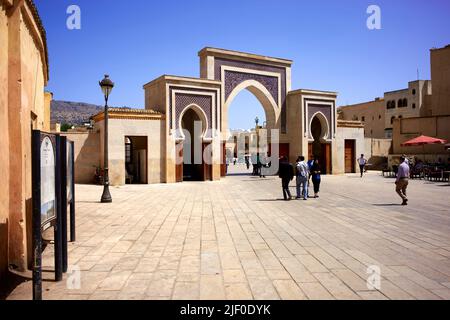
32, 131, 64, 300
60, 137, 76, 273
68, 140, 76, 242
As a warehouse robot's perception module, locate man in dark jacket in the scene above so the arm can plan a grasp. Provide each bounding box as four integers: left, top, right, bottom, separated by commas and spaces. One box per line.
279, 156, 294, 200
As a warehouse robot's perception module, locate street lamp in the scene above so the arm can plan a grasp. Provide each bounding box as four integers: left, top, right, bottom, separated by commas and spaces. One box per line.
254, 117, 260, 172
99, 75, 114, 203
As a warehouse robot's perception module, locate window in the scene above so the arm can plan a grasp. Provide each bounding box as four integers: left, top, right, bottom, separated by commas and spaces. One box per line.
390, 116, 395, 124
412, 103, 416, 109
385, 128, 393, 138
398, 115, 403, 119
362, 116, 365, 122
403, 98, 407, 107
398, 99, 403, 108
379, 115, 382, 119
412, 89, 416, 95
387, 101, 396, 109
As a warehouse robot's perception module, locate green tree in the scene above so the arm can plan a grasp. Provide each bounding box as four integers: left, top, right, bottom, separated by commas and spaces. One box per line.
61, 123, 73, 132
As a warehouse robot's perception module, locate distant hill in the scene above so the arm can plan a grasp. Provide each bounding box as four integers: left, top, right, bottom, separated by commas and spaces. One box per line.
51, 100, 103, 125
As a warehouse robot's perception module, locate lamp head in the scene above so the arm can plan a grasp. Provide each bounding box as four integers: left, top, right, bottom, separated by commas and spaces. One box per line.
99, 74, 114, 100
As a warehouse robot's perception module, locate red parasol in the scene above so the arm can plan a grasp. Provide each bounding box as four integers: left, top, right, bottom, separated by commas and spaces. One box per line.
401, 135, 447, 147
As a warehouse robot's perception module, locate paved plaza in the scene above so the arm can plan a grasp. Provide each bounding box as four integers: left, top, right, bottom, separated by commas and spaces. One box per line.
7, 166, 450, 300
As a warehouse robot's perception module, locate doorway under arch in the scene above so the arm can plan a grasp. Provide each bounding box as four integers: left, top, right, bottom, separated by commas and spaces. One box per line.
308, 113, 332, 174
225, 89, 267, 176
223, 79, 278, 136
178, 106, 212, 182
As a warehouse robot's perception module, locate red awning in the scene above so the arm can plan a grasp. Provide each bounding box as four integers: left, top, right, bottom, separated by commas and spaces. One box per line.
401, 135, 447, 147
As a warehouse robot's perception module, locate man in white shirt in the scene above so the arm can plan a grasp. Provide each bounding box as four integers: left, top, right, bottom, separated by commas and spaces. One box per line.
396, 155, 410, 205
358, 154, 367, 178
296, 156, 309, 200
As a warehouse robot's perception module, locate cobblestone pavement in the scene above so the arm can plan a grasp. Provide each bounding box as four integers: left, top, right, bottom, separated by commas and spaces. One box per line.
7, 166, 450, 300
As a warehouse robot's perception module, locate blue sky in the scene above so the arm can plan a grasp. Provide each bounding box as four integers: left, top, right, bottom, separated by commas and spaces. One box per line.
35, 0, 450, 129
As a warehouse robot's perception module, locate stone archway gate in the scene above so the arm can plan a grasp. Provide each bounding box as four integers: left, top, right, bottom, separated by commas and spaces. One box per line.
199, 48, 293, 176
198, 47, 293, 136
143, 48, 296, 182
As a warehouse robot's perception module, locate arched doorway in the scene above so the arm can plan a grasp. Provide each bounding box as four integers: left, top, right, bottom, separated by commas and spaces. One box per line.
178, 106, 212, 182
309, 113, 332, 174
221, 80, 288, 176
226, 89, 267, 176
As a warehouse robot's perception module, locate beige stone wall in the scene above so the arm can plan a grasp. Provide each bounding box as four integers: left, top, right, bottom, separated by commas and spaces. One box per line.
1, 0, 50, 275
393, 115, 450, 155
286, 93, 305, 162
19, 6, 49, 269
20, 12, 46, 129
0, 0, 9, 284
364, 138, 392, 157
44, 91, 52, 131
200, 55, 215, 80
97, 118, 165, 186
339, 99, 386, 138
0, 3, 9, 223
61, 132, 101, 184
430, 46, 450, 116
364, 138, 392, 169
144, 77, 166, 114
144, 78, 170, 182
384, 81, 430, 131
333, 126, 365, 174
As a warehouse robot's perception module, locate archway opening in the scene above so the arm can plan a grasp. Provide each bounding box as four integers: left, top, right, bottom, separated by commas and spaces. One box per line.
225, 89, 269, 176
309, 114, 331, 175
177, 107, 212, 181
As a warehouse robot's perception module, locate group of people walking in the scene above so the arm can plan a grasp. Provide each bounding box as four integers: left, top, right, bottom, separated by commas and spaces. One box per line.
262, 152, 412, 205
278, 156, 322, 201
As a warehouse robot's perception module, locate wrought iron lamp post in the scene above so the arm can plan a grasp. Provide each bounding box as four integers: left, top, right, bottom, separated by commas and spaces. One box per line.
255, 116, 260, 154
99, 75, 114, 203
255, 117, 260, 175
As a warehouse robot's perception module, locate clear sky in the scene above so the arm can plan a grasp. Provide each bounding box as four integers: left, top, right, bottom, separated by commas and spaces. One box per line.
35, 0, 450, 129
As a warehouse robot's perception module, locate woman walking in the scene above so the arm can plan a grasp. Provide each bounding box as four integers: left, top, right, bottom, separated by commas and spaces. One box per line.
311, 159, 322, 198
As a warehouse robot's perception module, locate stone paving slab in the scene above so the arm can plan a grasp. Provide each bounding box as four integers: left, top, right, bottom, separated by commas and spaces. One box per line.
6, 167, 450, 300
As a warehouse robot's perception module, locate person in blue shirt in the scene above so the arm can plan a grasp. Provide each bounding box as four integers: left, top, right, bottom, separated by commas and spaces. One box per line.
306, 159, 314, 198
311, 159, 322, 198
